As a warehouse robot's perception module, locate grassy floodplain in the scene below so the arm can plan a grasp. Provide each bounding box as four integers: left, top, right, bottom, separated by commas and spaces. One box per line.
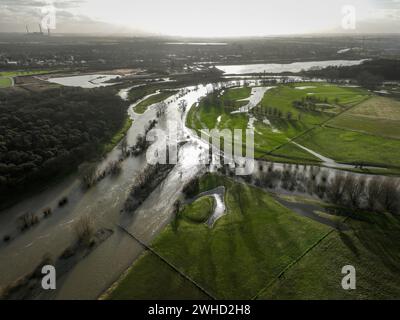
180, 196, 215, 223
0, 69, 63, 88
0, 70, 59, 77
107, 174, 331, 299
186, 87, 321, 162
186, 83, 372, 163
293, 126, 400, 168
102, 117, 132, 154
133, 90, 178, 114
327, 96, 400, 139
259, 206, 400, 299
106, 174, 400, 299
0, 77, 12, 88
187, 82, 400, 171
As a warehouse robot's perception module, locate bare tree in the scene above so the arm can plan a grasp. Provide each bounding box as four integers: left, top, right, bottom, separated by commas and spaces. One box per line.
379, 178, 400, 214
326, 174, 346, 205
366, 177, 383, 212
178, 99, 188, 114
74, 215, 94, 246
17, 212, 39, 231
119, 136, 128, 157
343, 175, 366, 209
156, 101, 168, 118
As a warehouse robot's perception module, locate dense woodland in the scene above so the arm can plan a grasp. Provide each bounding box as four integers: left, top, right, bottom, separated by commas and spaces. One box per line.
0, 87, 128, 202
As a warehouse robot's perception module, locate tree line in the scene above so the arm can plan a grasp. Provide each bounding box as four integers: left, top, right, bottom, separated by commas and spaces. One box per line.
302, 59, 400, 89
219, 162, 399, 215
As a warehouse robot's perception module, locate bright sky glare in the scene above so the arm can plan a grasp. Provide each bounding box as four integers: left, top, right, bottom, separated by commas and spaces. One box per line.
1, 0, 400, 36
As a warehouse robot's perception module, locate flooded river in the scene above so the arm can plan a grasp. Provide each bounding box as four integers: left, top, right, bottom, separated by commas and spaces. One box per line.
0, 71, 394, 299
216, 59, 366, 74
0, 82, 214, 299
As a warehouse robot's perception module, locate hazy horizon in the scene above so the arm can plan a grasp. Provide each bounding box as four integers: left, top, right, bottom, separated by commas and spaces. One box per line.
1, 0, 400, 37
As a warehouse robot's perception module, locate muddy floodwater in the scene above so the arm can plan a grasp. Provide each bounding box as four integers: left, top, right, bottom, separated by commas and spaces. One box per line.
216, 60, 366, 74
0, 83, 214, 299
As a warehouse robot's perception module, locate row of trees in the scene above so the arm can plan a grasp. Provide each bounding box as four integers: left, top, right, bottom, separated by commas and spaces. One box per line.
325, 174, 399, 214
292, 95, 337, 112
219, 162, 399, 215
124, 163, 175, 213
251, 106, 296, 121
0, 87, 128, 201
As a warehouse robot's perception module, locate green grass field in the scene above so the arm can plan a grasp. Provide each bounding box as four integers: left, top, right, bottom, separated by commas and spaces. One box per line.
107, 174, 331, 299
105, 253, 210, 300
0, 70, 60, 78
128, 82, 180, 103
223, 86, 251, 102
327, 96, 400, 139
186, 87, 251, 130
102, 117, 132, 153
259, 210, 400, 299
186, 83, 371, 162
134, 90, 178, 114
294, 126, 400, 167
188, 82, 400, 169
0, 77, 12, 88
186, 87, 321, 160
328, 114, 400, 140
347, 96, 400, 120
107, 174, 400, 299
255, 83, 369, 143
180, 196, 214, 223
260, 83, 370, 121
0, 69, 63, 89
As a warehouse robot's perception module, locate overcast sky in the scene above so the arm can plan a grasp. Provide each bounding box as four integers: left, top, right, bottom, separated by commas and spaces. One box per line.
1, 0, 400, 36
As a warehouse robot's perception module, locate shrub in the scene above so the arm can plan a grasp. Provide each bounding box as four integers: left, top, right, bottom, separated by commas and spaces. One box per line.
74, 215, 94, 246
58, 197, 68, 207
43, 207, 52, 218
17, 212, 39, 231
182, 177, 200, 198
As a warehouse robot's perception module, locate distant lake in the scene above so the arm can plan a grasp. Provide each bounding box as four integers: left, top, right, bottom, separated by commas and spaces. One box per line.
216, 60, 366, 74
47, 74, 120, 88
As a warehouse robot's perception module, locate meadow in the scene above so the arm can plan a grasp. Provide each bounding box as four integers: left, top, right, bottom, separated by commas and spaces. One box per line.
133, 90, 178, 114
186, 83, 373, 163
259, 207, 400, 299
0, 69, 63, 88
107, 174, 400, 300
294, 126, 400, 168
328, 96, 400, 139
0, 70, 58, 77
107, 174, 331, 299
0, 77, 12, 88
